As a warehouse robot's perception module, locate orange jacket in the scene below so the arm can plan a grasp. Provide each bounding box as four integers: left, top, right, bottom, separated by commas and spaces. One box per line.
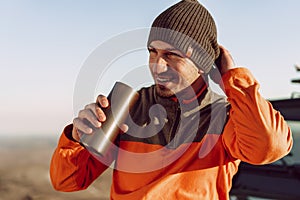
50, 68, 293, 200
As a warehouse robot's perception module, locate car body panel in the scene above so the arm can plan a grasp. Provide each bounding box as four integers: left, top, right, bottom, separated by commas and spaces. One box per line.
230, 98, 300, 200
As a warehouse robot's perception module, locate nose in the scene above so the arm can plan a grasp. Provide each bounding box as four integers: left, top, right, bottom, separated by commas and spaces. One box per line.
153, 56, 168, 74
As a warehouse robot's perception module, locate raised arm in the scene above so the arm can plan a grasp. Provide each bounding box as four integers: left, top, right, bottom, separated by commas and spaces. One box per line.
211, 46, 293, 164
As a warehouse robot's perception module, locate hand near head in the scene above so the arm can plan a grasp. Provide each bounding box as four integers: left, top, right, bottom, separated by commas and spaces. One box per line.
209, 45, 236, 84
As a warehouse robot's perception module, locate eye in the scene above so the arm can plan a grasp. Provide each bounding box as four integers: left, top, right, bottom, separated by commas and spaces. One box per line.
148, 47, 157, 54
165, 51, 182, 58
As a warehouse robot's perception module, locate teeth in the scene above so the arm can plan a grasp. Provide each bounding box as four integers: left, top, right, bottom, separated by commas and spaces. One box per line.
157, 77, 170, 82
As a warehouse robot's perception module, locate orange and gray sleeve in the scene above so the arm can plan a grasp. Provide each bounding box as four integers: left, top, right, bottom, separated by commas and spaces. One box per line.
49, 124, 114, 191
221, 68, 293, 164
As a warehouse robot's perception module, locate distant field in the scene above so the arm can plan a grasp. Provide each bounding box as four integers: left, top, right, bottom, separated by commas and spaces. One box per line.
0, 135, 112, 200
1, 121, 298, 200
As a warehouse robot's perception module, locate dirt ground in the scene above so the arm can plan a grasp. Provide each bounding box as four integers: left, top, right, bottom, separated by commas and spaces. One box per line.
0, 135, 112, 200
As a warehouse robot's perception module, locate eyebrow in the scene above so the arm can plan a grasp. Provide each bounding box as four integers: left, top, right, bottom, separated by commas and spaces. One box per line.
165, 48, 181, 52
148, 45, 183, 54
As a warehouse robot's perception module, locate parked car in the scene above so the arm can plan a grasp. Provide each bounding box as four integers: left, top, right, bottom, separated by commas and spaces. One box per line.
230, 98, 300, 200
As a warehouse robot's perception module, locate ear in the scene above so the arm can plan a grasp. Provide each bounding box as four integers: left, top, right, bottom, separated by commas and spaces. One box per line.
198, 69, 205, 74
186, 46, 204, 74
186, 46, 193, 58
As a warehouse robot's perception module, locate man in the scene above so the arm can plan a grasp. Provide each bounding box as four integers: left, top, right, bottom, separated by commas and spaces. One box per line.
50, 0, 293, 199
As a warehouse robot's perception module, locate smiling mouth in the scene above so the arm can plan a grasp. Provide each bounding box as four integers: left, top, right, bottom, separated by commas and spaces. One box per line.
156, 71, 177, 82
156, 74, 177, 86
157, 76, 172, 83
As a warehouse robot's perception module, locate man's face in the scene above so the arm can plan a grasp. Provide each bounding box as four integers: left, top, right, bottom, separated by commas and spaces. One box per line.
148, 40, 200, 97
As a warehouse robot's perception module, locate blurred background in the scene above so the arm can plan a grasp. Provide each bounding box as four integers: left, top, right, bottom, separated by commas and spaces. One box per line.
0, 0, 300, 199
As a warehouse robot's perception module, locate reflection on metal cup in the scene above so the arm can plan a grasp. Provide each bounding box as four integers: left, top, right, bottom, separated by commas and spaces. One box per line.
80, 81, 139, 157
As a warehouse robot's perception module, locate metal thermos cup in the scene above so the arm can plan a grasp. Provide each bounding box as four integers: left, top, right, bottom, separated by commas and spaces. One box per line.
80, 82, 139, 157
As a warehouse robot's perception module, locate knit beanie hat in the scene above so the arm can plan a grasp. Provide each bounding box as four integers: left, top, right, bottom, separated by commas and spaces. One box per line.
147, 0, 219, 74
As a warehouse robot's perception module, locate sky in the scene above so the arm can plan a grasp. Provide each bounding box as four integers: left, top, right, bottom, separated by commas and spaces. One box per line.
1, 0, 300, 136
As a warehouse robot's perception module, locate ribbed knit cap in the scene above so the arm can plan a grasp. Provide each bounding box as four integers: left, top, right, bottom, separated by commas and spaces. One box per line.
147, 0, 219, 74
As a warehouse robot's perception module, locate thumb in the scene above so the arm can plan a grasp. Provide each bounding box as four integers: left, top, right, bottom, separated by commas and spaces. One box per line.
209, 66, 222, 84
119, 124, 129, 134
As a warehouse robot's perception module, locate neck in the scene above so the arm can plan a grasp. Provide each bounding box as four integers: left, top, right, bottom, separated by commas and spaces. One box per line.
171, 75, 207, 103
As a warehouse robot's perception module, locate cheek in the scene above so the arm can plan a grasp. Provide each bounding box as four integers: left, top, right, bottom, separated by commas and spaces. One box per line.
148, 64, 155, 77
148, 55, 155, 63
148, 55, 158, 72
179, 65, 199, 82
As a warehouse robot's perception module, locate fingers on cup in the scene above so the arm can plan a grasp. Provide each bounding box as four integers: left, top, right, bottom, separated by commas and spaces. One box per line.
73, 117, 93, 134
97, 95, 109, 108
78, 108, 102, 128
84, 103, 106, 123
